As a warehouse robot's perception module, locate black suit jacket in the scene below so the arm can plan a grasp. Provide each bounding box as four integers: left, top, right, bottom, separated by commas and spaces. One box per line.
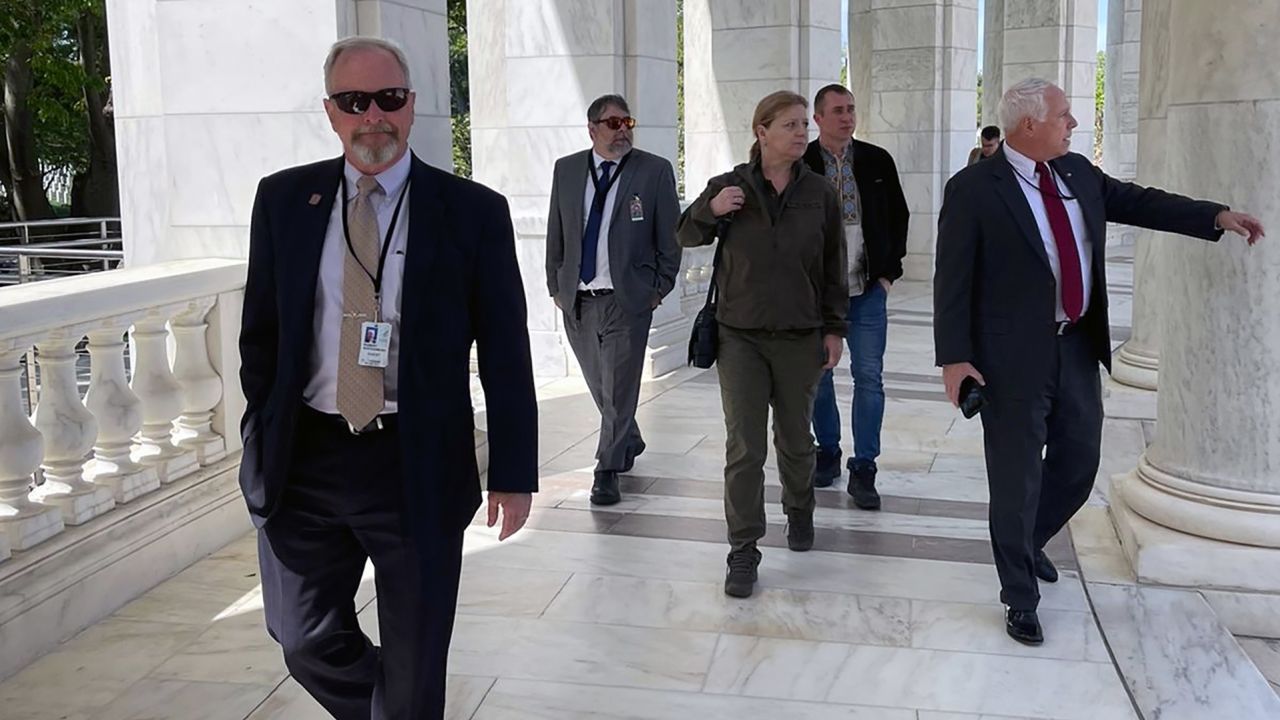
238, 154, 538, 536
803, 138, 910, 283
933, 147, 1225, 395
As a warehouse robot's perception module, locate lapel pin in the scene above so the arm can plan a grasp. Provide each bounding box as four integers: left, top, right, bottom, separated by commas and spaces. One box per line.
308, 193, 322, 206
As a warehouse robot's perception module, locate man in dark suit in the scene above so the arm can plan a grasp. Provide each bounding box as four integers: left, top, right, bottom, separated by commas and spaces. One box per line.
802, 84, 909, 508
545, 94, 681, 506
934, 78, 1263, 646
239, 37, 538, 719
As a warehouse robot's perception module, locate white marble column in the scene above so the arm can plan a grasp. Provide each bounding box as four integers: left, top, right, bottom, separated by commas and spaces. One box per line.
29, 339, 117, 525
0, 351, 63, 551
106, 0, 450, 266
1110, 0, 1166, 393
1102, 0, 1139, 189
849, 0, 979, 280
1112, 0, 1280, 619
83, 328, 160, 502
130, 318, 198, 484
469, 0, 679, 377
996, 0, 1098, 155
685, 1, 842, 197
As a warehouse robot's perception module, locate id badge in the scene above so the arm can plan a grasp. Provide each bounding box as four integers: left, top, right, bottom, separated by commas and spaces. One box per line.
629, 194, 644, 222
358, 322, 392, 368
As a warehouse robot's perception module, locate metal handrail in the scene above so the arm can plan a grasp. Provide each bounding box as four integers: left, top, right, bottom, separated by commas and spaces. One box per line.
0, 217, 121, 247
0, 217, 120, 230
0, 248, 122, 259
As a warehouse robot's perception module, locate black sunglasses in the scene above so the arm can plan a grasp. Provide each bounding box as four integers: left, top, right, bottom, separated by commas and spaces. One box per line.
329, 88, 411, 114
593, 116, 637, 130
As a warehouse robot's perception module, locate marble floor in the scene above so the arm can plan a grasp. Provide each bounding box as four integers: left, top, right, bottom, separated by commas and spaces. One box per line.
3, 249, 1277, 719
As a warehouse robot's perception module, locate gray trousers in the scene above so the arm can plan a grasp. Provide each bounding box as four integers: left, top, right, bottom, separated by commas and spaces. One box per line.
563, 293, 653, 472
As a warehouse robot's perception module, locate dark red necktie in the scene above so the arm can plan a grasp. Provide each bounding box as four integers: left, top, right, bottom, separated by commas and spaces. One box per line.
1036, 162, 1083, 322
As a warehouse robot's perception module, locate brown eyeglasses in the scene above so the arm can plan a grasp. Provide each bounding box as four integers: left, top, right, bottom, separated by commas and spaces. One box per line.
593, 116, 637, 130
329, 88, 410, 114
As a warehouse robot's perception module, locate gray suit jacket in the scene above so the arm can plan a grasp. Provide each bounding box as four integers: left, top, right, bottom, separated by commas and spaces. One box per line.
545, 148, 682, 315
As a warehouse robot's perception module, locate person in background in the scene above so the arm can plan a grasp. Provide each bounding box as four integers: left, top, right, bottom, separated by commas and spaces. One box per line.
967, 125, 1002, 165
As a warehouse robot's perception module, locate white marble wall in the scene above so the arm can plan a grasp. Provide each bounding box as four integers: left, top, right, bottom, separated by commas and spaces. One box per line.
994, 0, 1098, 157
1113, 0, 1280, 593
1111, 0, 1165, 391
107, 0, 451, 266
849, 0, 979, 280
1102, 0, 1139, 183
683, 0, 843, 198
468, 0, 679, 377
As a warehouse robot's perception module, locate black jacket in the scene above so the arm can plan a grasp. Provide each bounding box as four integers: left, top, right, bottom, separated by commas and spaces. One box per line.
239, 154, 539, 536
803, 138, 910, 284
933, 147, 1225, 394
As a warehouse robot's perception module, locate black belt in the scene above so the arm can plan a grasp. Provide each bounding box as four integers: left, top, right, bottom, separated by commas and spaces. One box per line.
577, 288, 614, 298
299, 404, 399, 435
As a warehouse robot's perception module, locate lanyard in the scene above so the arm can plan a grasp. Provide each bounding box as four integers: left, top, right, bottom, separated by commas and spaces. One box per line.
587, 151, 631, 211
340, 175, 410, 319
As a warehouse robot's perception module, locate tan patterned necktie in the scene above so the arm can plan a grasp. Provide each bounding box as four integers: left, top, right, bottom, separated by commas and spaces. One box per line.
336, 175, 384, 429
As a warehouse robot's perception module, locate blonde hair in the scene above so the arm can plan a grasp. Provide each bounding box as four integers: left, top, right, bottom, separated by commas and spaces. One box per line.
749, 91, 808, 163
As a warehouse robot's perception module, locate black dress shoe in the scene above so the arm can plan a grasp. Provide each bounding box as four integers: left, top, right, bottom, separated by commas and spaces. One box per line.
590, 470, 621, 506
1034, 550, 1059, 583
1006, 608, 1044, 645
621, 441, 647, 473
847, 460, 881, 510
785, 512, 814, 552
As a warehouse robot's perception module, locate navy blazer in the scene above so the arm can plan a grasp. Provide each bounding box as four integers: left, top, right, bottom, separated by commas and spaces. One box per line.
933, 147, 1225, 397
238, 154, 538, 536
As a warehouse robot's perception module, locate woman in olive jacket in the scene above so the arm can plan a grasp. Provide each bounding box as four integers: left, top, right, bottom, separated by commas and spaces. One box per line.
677, 90, 848, 599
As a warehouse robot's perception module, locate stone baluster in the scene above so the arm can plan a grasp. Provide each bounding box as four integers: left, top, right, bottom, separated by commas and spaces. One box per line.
129, 317, 198, 484
0, 350, 63, 552
171, 299, 226, 465
29, 338, 116, 524
83, 328, 160, 502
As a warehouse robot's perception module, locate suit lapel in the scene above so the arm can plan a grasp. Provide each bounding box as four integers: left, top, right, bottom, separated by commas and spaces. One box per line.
398, 154, 446, 378
292, 158, 344, 360
989, 149, 1052, 271
607, 150, 639, 228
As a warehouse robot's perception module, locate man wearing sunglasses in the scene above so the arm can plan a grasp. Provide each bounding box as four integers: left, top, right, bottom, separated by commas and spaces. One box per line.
546, 94, 681, 505
238, 37, 537, 720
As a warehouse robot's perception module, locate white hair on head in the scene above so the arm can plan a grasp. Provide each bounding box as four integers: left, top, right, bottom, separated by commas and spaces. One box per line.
999, 78, 1054, 134
324, 36, 412, 94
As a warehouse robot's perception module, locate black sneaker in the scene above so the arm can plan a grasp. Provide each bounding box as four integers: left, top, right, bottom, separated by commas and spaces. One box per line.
812, 447, 843, 488
724, 547, 761, 598
785, 511, 814, 552
847, 460, 881, 510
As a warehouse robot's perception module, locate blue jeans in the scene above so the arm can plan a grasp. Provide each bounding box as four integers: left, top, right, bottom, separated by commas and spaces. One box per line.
812, 282, 888, 467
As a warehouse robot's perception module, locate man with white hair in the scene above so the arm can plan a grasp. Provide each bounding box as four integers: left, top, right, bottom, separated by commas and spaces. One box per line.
933, 78, 1264, 646
239, 37, 538, 718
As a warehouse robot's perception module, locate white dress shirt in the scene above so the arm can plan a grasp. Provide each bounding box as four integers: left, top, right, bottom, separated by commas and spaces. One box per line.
578, 150, 626, 291
303, 151, 411, 414
1003, 143, 1092, 321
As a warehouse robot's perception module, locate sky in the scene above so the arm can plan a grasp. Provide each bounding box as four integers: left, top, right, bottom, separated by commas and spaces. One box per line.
840, 0, 1111, 69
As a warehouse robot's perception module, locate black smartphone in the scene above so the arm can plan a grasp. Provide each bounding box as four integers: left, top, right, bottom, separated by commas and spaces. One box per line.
959, 376, 987, 419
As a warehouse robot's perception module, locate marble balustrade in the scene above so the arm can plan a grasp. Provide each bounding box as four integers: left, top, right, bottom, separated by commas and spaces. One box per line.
0, 259, 248, 561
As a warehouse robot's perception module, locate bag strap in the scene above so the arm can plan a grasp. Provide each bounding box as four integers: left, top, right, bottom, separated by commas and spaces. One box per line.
702, 217, 730, 310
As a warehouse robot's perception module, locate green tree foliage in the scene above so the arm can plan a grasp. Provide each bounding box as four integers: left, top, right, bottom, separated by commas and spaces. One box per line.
1, 0, 115, 220
448, 0, 471, 178
1095, 50, 1105, 164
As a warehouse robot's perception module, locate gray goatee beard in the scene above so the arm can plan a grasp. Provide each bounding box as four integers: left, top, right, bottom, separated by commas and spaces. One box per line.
351, 128, 402, 167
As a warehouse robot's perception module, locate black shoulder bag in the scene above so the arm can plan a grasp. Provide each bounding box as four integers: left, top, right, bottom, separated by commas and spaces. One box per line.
687, 216, 732, 369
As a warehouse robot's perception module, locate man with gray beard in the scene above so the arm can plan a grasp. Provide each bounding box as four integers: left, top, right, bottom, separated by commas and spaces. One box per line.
239, 37, 538, 719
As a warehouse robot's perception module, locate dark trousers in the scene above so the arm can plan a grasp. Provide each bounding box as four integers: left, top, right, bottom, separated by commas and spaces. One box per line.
258, 406, 465, 720
979, 331, 1102, 610
563, 293, 653, 471
717, 326, 826, 551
